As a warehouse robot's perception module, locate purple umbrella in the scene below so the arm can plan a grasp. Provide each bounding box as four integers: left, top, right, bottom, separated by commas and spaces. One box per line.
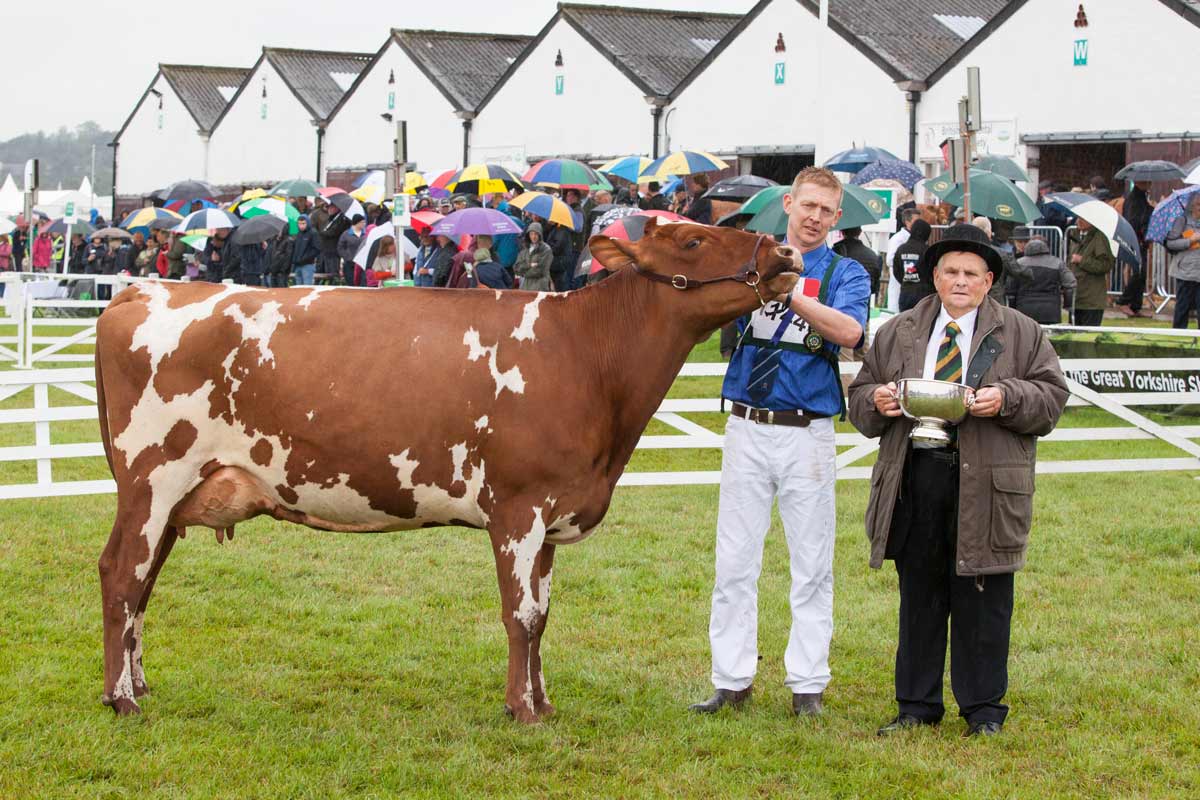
851, 159, 924, 190
431, 207, 523, 237
1146, 185, 1200, 243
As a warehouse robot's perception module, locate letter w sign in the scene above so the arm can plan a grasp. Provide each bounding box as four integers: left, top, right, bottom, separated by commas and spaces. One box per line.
1073, 39, 1088, 66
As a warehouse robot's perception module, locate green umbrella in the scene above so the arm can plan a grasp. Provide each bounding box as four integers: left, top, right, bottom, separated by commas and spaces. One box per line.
181, 234, 208, 251
743, 183, 886, 236
240, 197, 300, 234
924, 169, 986, 201
269, 178, 322, 198
973, 155, 1029, 183
942, 172, 1041, 223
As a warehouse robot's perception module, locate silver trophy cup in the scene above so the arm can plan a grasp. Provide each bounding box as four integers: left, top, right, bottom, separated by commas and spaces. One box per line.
894, 378, 974, 448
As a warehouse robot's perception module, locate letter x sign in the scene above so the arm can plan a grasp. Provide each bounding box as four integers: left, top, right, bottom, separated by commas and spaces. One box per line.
774, 62, 786, 85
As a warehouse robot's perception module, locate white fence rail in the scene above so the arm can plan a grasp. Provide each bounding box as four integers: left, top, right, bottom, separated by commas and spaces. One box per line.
0, 358, 1197, 500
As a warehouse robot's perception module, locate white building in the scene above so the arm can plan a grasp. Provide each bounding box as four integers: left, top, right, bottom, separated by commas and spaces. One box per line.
111, 64, 249, 199
667, 0, 1011, 181
322, 29, 532, 181
918, 0, 1200, 191
206, 47, 373, 188
469, 4, 741, 168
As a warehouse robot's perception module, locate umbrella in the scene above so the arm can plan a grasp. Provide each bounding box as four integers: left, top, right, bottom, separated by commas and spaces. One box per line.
270, 178, 322, 198
576, 210, 688, 276
597, 156, 653, 183
590, 205, 641, 236
1045, 192, 1142, 267
149, 216, 184, 231
431, 207, 523, 237
858, 178, 914, 208
823, 145, 900, 174
509, 191, 579, 230
228, 188, 270, 210
120, 206, 182, 233
428, 169, 457, 198
410, 210, 444, 233
639, 151, 729, 181
351, 169, 386, 190
164, 198, 218, 214
181, 234, 208, 251
318, 186, 347, 198
1115, 160, 1185, 183
1145, 185, 1200, 243
1187, 162, 1200, 186
176, 208, 241, 232
156, 179, 216, 203
923, 169, 982, 201
353, 224, 418, 270
403, 172, 428, 194
351, 184, 386, 205
329, 193, 366, 220
446, 164, 525, 196
90, 226, 132, 241
660, 177, 685, 197
240, 197, 300, 234
523, 159, 612, 191
231, 215, 286, 246
703, 174, 779, 201
46, 218, 96, 237
972, 155, 1029, 183
941, 172, 1042, 223
743, 184, 887, 235
851, 159, 924, 190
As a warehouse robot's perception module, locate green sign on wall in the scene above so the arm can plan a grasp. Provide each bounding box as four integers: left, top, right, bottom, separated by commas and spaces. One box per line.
555, 76, 564, 95
774, 62, 785, 85
1073, 39, 1088, 66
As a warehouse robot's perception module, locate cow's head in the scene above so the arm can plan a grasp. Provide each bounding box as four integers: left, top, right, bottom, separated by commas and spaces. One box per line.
589, 218, 799, 330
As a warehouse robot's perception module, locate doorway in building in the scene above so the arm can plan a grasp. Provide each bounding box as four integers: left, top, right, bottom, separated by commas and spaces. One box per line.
747, 153, 815, 185
1036, 143, 1126, 195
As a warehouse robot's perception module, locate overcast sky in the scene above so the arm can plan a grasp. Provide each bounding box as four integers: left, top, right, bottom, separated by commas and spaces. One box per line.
1, 0, 749, 141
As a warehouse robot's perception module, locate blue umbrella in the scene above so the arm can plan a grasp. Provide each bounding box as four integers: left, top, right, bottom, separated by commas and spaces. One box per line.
660, 176, 684, 197
851, 159, 924, 189
1046, 192, 1142, 267
1146, 185, 1200, 243
823, 145, 901, 174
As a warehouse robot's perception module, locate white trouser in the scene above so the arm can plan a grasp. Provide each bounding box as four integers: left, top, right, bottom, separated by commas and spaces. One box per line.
886, 270, 901, 312
709, 413, 837, 694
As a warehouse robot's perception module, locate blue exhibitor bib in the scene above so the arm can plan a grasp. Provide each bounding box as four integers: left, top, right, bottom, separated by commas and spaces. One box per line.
722, 243, 871, 416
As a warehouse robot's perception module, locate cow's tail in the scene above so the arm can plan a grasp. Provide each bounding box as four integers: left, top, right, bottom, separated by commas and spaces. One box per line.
94, 304, 118, 481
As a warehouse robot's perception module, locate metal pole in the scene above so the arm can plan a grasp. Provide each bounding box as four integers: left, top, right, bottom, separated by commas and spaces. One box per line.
963, 130, 973, 220
394, 120, 408, 283
90, 144, 96, 213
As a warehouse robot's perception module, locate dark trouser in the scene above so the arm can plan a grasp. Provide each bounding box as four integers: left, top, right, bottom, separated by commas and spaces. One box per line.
1073, 308, 1104, 326
317, 252, 341, 281
894, 449, 1013, 726
342, 259, 363, 287
242, 272, 262, 286
1117, 268, 1144, 312
1173, 280, 1200, 329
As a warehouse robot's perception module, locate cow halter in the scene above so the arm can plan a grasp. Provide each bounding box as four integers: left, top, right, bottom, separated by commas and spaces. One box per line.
629, 234, 776, 307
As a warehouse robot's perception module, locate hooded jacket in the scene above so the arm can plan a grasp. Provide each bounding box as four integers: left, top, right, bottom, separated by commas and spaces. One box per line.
291, 219, 320, 266
1166, 210, 1200, 283
1010, 239, 1076, 325
514, 222, 554, 291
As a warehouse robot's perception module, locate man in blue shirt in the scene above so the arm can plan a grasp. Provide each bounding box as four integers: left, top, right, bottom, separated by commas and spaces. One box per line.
690, 167, 871, 717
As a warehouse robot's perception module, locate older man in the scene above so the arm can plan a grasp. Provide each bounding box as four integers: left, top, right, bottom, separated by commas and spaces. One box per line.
848, 223, 1068, 738
690, 167, 870, 717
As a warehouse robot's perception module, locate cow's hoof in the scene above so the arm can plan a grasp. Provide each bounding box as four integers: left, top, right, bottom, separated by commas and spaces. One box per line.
534, 700, 556, 718
133, 681, 151, 698
503, 704, 541, 725
101, 694, 142, 716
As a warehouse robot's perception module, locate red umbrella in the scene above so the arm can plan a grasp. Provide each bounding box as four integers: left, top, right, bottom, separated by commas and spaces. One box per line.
429, 169, 457, 198
410, 210, 444, 233
318, 186, 347, 198
580, 210, 688, 275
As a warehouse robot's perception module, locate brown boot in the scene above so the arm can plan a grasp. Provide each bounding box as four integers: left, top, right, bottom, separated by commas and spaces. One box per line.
791, 691, 824, 716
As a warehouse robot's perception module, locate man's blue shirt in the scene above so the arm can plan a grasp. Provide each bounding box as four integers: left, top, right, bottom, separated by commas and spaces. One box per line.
722, 243, 871, 416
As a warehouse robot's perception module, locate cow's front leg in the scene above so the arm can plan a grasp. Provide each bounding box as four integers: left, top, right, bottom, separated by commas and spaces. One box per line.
488, 507, 553, 724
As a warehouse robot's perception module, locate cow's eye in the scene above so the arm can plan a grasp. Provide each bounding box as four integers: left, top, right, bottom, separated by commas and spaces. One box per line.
685, 239, 701, 249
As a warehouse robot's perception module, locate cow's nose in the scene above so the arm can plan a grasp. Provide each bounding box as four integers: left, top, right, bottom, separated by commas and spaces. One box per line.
774, 245, 797, 269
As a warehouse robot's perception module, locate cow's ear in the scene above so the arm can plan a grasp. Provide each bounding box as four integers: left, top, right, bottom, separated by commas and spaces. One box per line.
588, 235, 637, 271
642, 216, 659, 237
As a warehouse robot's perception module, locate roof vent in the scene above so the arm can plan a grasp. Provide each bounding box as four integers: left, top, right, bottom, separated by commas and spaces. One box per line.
329, 71, 358, 92
933, 14, 986, 39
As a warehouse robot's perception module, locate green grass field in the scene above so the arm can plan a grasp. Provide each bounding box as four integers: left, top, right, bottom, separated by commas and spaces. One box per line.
1, 330, 1199, 798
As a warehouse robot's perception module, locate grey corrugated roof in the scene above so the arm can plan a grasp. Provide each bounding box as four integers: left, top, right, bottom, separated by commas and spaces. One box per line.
264, 48, 374, 121
807, 0, 1010, 81
391, 30, 533, 111
561, 4, 741, 97
159, 64, 250, 132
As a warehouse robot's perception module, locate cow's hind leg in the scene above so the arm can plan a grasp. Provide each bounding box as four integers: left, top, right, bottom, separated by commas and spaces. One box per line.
129, 526, 180, 698
489, 507, 556, 724
99, 494, 176, 715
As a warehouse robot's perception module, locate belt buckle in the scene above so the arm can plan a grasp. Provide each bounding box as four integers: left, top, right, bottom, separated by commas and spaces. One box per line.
766, 409, 774, 424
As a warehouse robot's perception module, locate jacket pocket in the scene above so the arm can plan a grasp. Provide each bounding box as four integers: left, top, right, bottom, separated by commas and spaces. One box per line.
990, 466, 1034, 552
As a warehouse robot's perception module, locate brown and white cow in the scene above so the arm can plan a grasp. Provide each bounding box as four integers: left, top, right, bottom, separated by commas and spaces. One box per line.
95, 218, 799, 723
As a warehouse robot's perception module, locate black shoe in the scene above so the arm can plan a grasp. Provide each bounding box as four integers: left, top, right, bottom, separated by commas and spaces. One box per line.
791, 692, 823, 717
876, 713, 938, 736
688, 686, 752, 714
963, 720, 1003, 738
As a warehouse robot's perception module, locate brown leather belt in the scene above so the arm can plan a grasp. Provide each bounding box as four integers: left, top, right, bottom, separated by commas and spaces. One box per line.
729, 402, 828, 428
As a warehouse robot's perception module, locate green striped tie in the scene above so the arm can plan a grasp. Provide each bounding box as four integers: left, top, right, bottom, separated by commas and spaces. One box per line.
934, 321, 963, 383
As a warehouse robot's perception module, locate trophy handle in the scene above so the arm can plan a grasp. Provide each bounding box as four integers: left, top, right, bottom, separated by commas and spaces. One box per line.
893, 379, 918, 421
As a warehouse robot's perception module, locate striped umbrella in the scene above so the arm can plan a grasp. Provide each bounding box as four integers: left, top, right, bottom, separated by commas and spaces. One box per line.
1046, 192, 1141, 266
330, 194, 366, 220
639, 151, 729, 181
403, 172, 428, 194
523, 159, 612, 192
823, 145, 901, 174
351, 184, 386, 205
597, 156, 653, 183
428, 169, 458, 198
318, 186, 347, 198
175, 208, 241, 232
509, 191, 578, 230
181, 234, 207, 251
240, 197, 300, 234
269, 178, 322, 198
120, 207, 182, 232
228, 188, 270, 211
446, 164, 525, 196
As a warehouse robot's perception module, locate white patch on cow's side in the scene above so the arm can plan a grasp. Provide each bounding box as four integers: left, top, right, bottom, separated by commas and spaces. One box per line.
450, 442, 468, 484
306, 410, 315, 421
494, 290, 503, 300
131, 281, 253, 372
463, 328, 525, 398
223, 300, 286, 365
390, 448, 490, 527
510, 293, 546, 342
504, 507, 549, 631
474, 415, 489, 431
297, 285, 337, 309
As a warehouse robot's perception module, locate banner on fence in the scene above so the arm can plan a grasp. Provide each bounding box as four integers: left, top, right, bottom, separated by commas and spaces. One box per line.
1062, 368, 1200, 394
